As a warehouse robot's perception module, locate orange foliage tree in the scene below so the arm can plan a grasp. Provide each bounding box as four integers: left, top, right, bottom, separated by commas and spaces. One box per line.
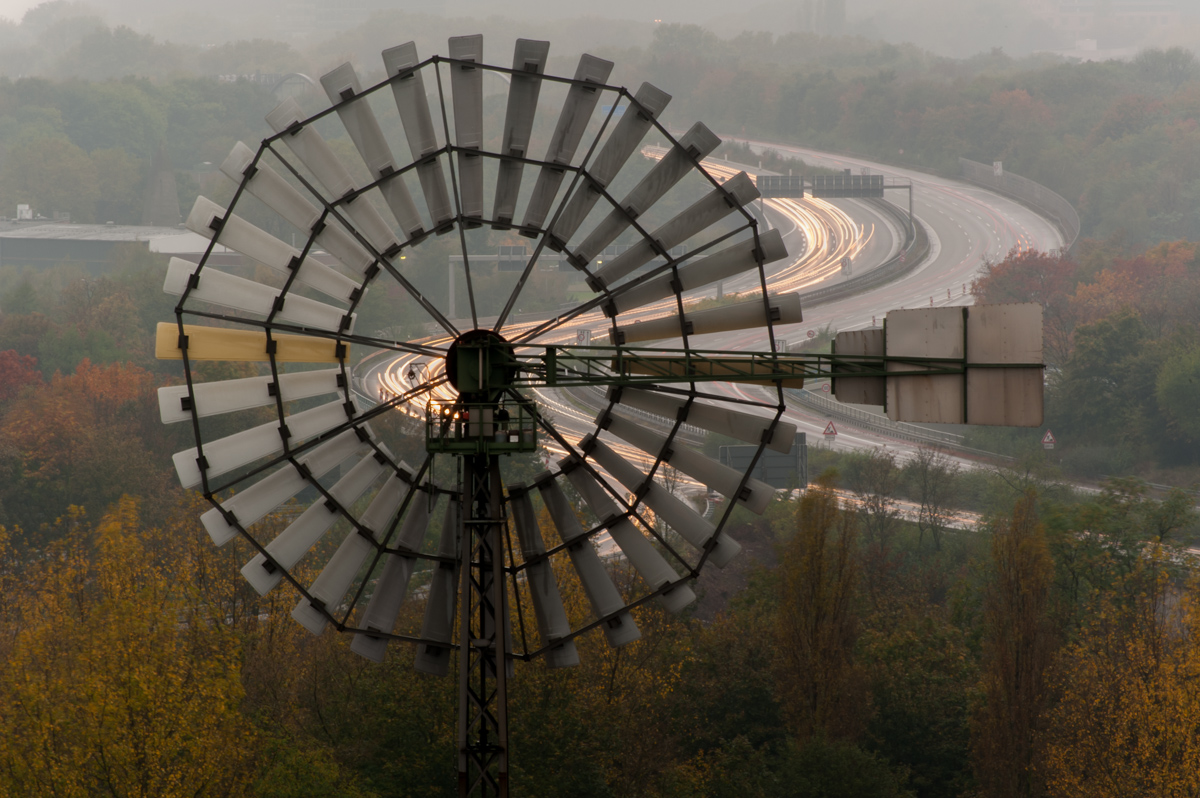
0, 350, 40, 401
972, 247, 1078, 365
1071, 240, 1200, 336
0, 358, 170, 531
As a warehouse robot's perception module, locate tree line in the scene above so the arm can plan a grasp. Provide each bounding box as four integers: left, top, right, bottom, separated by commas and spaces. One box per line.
970, 239, 1200, 477
0, 439, 1195, 796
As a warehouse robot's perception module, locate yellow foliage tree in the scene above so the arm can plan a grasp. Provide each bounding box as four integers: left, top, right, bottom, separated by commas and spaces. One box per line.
0, 498, 255, 797
1040, 553, 1200, 797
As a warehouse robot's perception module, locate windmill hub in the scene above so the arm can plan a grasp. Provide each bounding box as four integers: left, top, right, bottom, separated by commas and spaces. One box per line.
445, 329, 519, 401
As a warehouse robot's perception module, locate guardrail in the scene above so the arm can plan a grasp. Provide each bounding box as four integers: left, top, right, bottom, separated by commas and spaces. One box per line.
786, 387, 1014, 461
789, 388, 963, 445
958, 158, 1080, 252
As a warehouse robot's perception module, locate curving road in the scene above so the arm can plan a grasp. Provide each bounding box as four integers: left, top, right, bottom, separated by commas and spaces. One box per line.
357, 141, 1066, 476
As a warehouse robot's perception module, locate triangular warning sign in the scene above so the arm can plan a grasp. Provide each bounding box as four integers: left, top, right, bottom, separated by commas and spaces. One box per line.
823, 421, 838, 436
1041, 430, 1055, 445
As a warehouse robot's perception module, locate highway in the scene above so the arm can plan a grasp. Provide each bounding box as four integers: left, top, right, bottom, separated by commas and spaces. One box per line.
355, 141, 1067, 481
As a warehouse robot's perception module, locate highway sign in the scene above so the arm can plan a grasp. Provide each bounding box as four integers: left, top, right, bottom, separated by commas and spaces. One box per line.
497, 244, 527, 271
718, 434, 807, 489
758, 175, 804, 198
1042, 429, 1055, 449
821, 383, 830, 393
811, 174, 884, 198
823, 421, 837, 436
807, 329, 816, 339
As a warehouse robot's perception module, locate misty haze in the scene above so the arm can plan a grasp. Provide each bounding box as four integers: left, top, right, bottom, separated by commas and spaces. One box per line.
0, 0, 1198, 797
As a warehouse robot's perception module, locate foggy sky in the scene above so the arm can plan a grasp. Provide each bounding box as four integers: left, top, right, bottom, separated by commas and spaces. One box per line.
1, 0, 1198, 62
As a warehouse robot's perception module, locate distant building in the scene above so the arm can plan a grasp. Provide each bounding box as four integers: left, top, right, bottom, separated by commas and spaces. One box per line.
0, 224, 222, 271
0, 223, 346, 275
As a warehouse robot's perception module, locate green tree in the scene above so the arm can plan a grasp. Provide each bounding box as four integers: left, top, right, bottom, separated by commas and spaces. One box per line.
1156, 346, 1200, 443
91, 146, 144, 224
0, 135, 99, 220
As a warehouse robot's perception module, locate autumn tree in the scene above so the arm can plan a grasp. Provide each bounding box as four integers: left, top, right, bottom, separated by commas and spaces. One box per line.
1041, 553, 1200, 797
0, 349, 40, 401
0, 358, 170, 533
971, 248, 1078, 366
1071, 240, 1200, 337
0, 498, 255, 797
776, 474, 866, 741
971, 491, 1057, 798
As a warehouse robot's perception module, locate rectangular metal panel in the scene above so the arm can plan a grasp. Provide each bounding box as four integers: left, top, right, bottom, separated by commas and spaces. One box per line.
349, 552, 416, 662
448, 34, 484, 223
540, 473, 640, 648
172, 399, 355, 489
520, 54, 614, 233
492, 39, 550, 227
242, 453, 386, 595
885, 307, 965, 424
613, 387, 797, 454
605, 413, 774, 514
413, 500, 459, 674
200, 430, 368, 546
832, 328, 885, 406
508, 484, 579, 665
220, 143, 375, 274
265, 98, 402, 256
561, 467, 693, 613
586, 437, 739, 567
966, 302, 1044, 426
186, 196, 359, 302
158, 368, 340, 424
163, 258, 352, 333
382, 43, 454, 230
